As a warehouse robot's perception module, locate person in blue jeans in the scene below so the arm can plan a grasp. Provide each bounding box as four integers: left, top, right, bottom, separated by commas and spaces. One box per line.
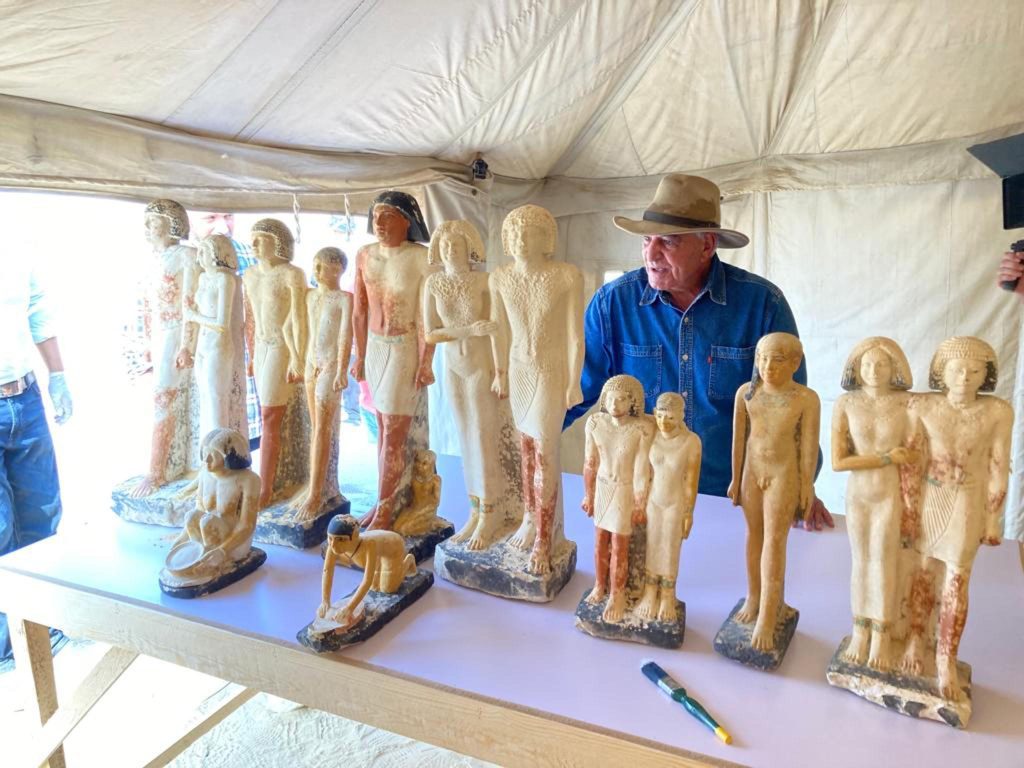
0, 264, 72, 662
564, 174, 833, 529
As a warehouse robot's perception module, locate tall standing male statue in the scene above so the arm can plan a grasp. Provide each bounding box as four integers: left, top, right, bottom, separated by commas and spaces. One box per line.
131, 199, 199, 497
901, 337, 1011, 703
291, 247, 352, 522
242, 219, 309, 510
351, 191, 450, 552
715, 332, 819, 670
491, 205, 584, 576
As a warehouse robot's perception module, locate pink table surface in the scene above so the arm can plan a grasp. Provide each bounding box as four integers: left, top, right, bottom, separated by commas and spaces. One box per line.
2, 454, 1023, 767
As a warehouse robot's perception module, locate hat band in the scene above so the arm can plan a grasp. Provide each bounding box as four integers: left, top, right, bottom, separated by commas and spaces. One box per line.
643, 210, 720, 230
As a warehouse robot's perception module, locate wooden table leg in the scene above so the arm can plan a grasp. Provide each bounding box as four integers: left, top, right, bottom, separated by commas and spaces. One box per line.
9, 615, 66, 768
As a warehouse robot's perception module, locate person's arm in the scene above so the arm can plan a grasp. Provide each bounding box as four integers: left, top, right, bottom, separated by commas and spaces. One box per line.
286, 269, 308, 383
242, 278, 256, 378
997, 251, 1024, 301
217, 472, 260, 556
984, 404, 1013, 545
334, 293, 353, 391
350, 248, 369, 382
318, 545, 337, 618
726, 385, 748, 506
798, 391, 821, 520
564, 288, 612, 429
341, 546, 378, 619
564, 267, 585, 410
631, 423, 653, 526
682, 436, 701, 539
488, 272, 509, 398
28, 273, 72, 423
581, 415, 599, 517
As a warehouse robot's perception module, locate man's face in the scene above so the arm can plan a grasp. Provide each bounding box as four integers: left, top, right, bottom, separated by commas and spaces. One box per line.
196, 213, 235, 240
145, 213, 172, 249
642, 233, 714, 293
252, 232, 277, 263
756, 344, 799, 386
508, 219, 548, 262
373, 205, 410, 247
943, 358, 986, 398
440, 233, 470, 273
604, 389, 632, 418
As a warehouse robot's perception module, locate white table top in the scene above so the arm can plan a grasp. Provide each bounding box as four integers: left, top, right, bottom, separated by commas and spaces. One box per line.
2, 454, 1023, 767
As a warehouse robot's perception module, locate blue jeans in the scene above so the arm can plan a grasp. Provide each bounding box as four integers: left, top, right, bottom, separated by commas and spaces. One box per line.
0, 380, 62, 659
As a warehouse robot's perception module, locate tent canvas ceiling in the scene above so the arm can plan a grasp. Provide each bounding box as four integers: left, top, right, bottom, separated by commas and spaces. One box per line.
2, 0, 1024, 518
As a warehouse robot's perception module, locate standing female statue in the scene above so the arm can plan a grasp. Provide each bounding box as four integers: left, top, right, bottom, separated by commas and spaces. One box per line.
831, 337, 917, 670
177, 234, 246, 441
421, 220, 503, 549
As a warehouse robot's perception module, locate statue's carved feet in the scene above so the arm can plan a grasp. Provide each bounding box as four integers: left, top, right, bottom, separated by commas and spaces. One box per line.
508, 519, 536, 550
450, 517, 477, 545
602, 592, 626, 623
635, 585, 658, 619
900, 636, 924, 676
750, 619, 775, 651
735, 597, 759, 624
840, 626, 869, 665
363, 503, 393, 531
291, 493, 323, 524
938, 660, 963, 701
527, 546, 551, 575
585, 586, 607, 605
656, 594, 678, 623
866, 635, 892, 672
130, 474, 163, 498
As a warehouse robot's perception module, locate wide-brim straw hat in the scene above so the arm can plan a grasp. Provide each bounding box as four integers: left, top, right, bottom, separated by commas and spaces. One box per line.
613, 174, 749, 248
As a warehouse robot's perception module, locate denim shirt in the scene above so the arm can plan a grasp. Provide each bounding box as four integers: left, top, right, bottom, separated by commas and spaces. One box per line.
565, 255, 808, 497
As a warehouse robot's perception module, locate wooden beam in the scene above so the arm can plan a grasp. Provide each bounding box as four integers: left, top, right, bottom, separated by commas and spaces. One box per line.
140, 684, 258, 768
8, 617, 65, 768
14, 646, 138, 768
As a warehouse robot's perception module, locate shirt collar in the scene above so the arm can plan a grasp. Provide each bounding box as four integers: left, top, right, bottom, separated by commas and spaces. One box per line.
638, 254, 727, 308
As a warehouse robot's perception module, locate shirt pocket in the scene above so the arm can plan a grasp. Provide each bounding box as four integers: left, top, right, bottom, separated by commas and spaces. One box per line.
709, 345, 755, 401
619, 343, 663, 401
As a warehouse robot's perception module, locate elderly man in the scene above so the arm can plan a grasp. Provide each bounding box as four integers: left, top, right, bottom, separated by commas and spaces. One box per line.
565, 174, 832, 530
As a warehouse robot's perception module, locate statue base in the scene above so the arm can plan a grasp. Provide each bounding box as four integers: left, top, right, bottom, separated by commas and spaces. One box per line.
826, 636, 973, 728
159, 547, 267, 599
434, 534, 577, 602
713, 597, 799, 671
573, 588, 685, 648
322, 518, 455, 565
254, 493, 349, 550
296, 569, 434, 652
111, 475, 195, 527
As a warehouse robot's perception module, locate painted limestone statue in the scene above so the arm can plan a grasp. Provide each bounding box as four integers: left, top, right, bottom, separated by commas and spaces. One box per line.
350, 191, 450, 552
715, 332, 819, 670
159, 428, 265, 598
242, 218, 310, 510
490, 205, 584, 576
290, 247, 352, 522
830, 338, 917, 671
131, 199, 200, 497
297, 514, 433, 651
901, 337, 1011, 703
176, 234, 247, 442
636, 392, 701, 624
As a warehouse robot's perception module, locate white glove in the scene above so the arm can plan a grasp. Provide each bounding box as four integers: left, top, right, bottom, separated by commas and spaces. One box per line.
47, 372, 73, 424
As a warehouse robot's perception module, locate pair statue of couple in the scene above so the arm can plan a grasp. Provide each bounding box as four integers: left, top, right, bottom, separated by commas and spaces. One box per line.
575, 378, 701, 647
828, 335, 1010, 726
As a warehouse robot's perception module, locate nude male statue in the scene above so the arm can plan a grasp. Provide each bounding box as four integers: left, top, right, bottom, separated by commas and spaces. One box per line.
131, 199, 199, 497
581, 375, 652, 623
291, 247, 352, 521
490, 204, 584, 574
242, 218, 308, 509
901, 337, 1011, 700
350, 191, 435, 531
727, 332, 820, 651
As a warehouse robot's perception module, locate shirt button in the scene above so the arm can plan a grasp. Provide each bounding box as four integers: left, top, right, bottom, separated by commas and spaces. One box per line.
682, 354, 689, 361
684, 317, 691, 324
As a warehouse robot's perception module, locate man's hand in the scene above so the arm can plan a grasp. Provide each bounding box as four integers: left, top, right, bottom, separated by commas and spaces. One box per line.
581, 496, 594, 517
350, 358, 365, 382
631, 506, 646, 526
726, 479, 740, 506
491, 371, 508, 399
470, 319, 497, 337
317, 601, 330, 620
997, 251, 1024, 299
795, 494, 835, 532
175, 348, 194, 370
334, 371, 348, 392
48, 372, 72, 424
415, 363, 435, 389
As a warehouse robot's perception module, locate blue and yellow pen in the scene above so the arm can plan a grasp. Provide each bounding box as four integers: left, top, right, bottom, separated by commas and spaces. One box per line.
641, 661, 732, 745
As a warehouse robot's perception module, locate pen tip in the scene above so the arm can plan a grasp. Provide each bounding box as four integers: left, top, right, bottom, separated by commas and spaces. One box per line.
715, 727, 732, 745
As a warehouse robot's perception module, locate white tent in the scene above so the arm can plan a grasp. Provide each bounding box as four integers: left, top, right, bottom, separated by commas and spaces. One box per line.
3, 0, 1024, 512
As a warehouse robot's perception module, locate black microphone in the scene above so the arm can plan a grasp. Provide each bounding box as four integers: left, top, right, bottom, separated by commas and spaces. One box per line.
1000, 239, 1024, 291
